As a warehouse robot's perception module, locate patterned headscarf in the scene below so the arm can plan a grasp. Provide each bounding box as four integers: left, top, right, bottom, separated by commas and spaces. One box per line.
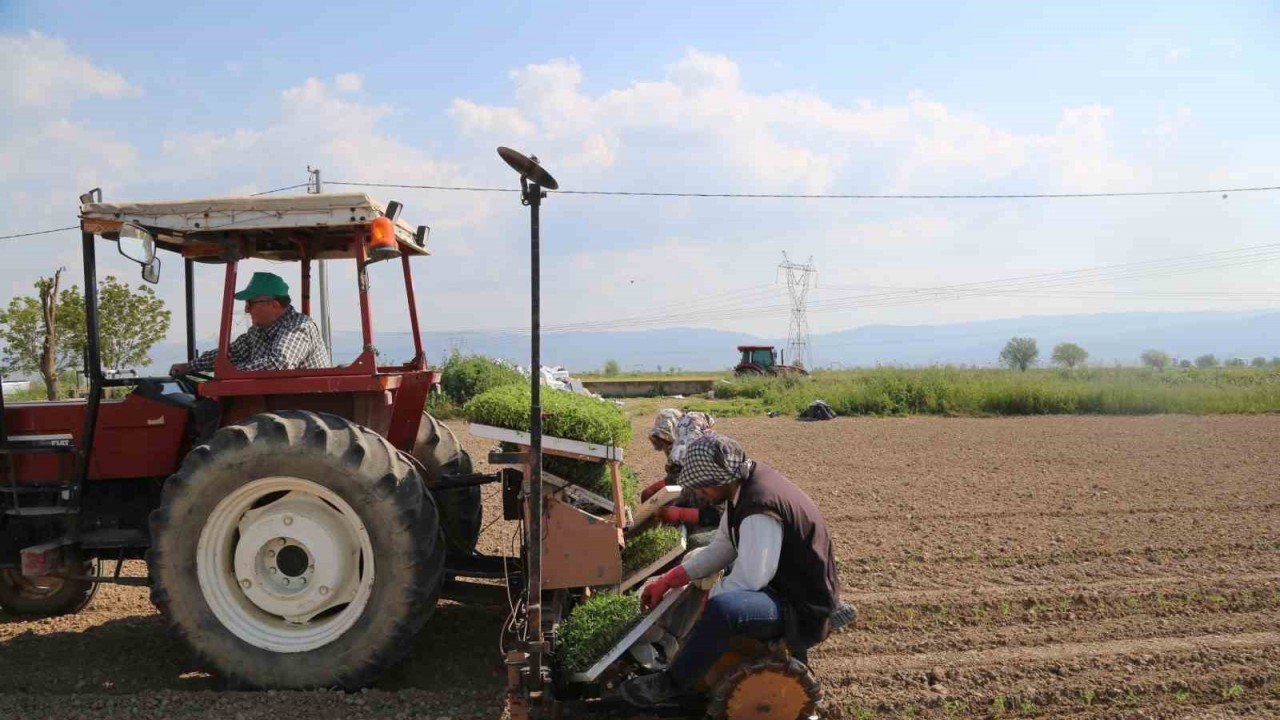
676, 435, 753, 491
649, 408, 681, 443
669, 411, 716, 466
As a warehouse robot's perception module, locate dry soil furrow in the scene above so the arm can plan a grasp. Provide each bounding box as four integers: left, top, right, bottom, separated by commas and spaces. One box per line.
838, 607, 1280, 657
818, 635, 1280, 717
841, 570, 1280, 608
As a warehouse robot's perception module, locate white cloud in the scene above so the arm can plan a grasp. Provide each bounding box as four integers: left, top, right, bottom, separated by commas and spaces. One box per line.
0, 32, 148, 336
450, 51, 1145, 196
334, 73, 363, 92
0, 31, 134, 110
450, 99, 537, 137
4, 40, 1269, 361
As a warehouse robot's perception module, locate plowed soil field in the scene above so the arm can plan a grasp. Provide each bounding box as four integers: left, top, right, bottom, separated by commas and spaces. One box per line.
2, 415, 1278, 719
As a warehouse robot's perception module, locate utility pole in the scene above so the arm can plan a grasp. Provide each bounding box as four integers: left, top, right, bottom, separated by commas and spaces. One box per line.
779, 252, 816, 369
307, 166, 332, 351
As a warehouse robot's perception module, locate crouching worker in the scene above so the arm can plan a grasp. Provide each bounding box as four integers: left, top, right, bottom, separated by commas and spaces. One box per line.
620, 435, 841, 709
642, 409, 721, 529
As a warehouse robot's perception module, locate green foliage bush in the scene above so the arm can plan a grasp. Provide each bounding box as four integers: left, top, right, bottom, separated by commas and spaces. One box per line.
554, 592, 642, 674
464, 384, 632, 446
622, 526, 684, 576
439, 351, 524, 405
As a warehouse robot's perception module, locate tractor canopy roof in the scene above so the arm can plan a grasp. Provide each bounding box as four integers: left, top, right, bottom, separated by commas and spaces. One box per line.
737, 345, 776, 351
79, 192, 428, 262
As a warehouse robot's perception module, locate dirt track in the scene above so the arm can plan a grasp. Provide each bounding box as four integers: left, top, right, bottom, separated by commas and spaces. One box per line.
2, 415, 1279, 718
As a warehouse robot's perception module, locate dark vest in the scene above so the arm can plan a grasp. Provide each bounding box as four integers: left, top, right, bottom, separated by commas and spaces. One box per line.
728, 462, 840, 648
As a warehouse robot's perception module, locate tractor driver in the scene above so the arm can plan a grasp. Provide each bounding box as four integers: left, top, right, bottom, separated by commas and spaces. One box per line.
169, 272, 331, 375
621, 435, 841, 709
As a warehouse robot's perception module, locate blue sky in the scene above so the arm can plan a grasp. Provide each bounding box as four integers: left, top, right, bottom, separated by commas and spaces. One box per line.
2, 1, 1279, 363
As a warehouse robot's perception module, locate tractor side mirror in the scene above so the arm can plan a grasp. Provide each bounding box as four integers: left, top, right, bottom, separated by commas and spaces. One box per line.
141, 256, 161, 284
118, 224, 156, 265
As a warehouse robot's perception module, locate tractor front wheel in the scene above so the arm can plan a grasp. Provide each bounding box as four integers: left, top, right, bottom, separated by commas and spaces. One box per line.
147, 411, 444, 689
0, 560, 99, 616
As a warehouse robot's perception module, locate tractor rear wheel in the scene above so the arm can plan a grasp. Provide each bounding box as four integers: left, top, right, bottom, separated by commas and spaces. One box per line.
0, 560, 99, 616
147, 411, 444, 689
413, 412, 482, 556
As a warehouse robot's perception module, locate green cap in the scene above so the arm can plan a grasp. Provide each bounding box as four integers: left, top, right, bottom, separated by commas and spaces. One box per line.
233, 272, 290, 300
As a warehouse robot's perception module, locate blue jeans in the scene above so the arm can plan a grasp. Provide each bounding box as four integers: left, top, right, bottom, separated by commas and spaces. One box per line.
668, 589, 787, 688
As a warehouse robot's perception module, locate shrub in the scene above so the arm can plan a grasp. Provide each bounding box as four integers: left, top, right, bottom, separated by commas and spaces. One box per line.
622, 526, 684, 576
554, 592, 642, 674
439, 351, 524, 405
464, 384, 632, 446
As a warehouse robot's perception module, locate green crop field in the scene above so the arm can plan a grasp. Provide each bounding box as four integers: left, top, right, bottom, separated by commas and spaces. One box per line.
714, 366, 1280, 416
621, 366, 1280, 417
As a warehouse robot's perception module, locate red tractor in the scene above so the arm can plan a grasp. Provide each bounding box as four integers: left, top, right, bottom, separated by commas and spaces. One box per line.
0, 191, 498, 689
734, 345, 809, 377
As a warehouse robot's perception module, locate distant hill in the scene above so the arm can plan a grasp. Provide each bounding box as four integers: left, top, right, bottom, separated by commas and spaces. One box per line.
143, 309, 1280, 373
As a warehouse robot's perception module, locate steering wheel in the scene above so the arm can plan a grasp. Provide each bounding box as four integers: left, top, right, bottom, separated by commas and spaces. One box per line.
168, 370, 213, 396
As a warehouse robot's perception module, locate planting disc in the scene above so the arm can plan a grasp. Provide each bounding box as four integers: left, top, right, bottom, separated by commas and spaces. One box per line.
497, 146, 560, 190
707, 655, 820, 720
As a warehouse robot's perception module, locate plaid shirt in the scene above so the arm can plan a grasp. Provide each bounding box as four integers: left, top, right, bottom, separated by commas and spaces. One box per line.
191, 307, 330, 372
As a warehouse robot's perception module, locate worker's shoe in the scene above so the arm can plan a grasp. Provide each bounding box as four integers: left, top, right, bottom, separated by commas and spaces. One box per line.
620, 671, 695, 709
830, 600, 858, 631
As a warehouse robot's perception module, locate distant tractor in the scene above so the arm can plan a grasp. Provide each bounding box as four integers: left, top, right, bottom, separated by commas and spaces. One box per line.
734, 345, 809, 377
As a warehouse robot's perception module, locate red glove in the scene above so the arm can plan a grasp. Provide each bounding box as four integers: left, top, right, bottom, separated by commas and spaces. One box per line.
639, 479, 667, 503
655, 507, 700, 526
640, 565, 690, 610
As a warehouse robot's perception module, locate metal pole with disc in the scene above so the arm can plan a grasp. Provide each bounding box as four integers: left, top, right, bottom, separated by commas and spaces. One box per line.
308, 166, 333, 351
497, 146, 559, 702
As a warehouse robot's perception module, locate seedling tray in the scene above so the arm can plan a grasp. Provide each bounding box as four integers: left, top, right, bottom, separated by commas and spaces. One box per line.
620, 526, 687, 593
566, 585, 690, 684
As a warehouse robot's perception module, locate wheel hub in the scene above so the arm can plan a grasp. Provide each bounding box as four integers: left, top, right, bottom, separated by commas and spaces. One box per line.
197, 476, 375, 652
232, 493, 361, 623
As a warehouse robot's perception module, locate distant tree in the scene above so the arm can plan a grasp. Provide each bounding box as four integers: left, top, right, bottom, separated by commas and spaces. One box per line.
0, 270, 79, 399
1178, 359, 1192, 369
1050, 342, 1088, 369
1225, 357, 1247, 368
1139, 349, 1172, 371
1194, 354, 1219, 369
1270, 357, 1280, 368
999, 337, 1039, 372
603, 359, 620, 376
62, 277, 170, 372
1250, 356, 1267, 368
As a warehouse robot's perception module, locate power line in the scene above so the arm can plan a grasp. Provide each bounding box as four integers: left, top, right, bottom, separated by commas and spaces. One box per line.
0, 225, 79, 241
328, 179, 1280, 200
445, 241, 1280, 335
250, 182, 311, 197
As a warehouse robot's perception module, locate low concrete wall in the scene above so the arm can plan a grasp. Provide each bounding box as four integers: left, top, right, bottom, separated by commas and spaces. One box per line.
580, 379, 716, 398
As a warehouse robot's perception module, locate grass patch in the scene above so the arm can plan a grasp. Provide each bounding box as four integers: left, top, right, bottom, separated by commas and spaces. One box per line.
465, 383, 632, 446
622, 525, 684, 576
425, 393, 464, 420
711, 365, 1280, 417
554, 592, 642, 675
